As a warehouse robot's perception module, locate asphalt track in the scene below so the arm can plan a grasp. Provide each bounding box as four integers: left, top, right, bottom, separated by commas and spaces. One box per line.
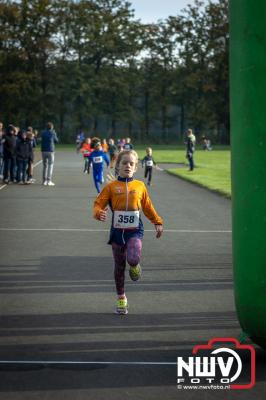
0, 151, 265, 399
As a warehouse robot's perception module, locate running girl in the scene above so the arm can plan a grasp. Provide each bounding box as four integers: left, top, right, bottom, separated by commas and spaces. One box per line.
93, 150, 163, 314
80, 137, 92, 173
89, 142, 109, 193
142, 147, 156, 186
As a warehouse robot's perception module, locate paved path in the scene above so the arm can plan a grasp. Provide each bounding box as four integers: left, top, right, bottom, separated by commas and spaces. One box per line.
0, 151, 265, 399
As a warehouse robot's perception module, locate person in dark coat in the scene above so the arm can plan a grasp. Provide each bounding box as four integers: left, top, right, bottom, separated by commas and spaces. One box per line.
16, 131, 32, 184
185, 129, 196, 171
3, 125, 17, 183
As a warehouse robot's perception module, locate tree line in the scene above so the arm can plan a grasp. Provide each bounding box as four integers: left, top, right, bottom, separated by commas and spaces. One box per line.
0, 0, 229, 143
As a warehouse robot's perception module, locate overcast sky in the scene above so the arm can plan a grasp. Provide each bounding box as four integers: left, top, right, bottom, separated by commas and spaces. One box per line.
129, 0, 207, 22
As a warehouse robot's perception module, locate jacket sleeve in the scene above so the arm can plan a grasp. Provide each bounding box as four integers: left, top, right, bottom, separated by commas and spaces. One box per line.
104, 153, 110, 167
53, 132, 59, 144
93, 184, 111, 220
141, 185, 163, 225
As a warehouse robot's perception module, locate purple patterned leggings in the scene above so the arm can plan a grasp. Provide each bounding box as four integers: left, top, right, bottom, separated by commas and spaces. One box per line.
111, 237, 142, 296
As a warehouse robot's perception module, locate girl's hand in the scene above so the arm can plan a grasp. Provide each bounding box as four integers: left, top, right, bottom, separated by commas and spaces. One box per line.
155, 224, 163, 238
99, 208, 108, 221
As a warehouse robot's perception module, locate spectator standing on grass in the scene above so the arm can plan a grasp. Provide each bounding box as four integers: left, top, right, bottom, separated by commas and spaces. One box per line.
202, 137, 212, 151
41, 122, 59, 186
185, 129, 196, 171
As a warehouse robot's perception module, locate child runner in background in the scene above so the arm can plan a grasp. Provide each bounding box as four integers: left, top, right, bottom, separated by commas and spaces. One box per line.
89, 142, 110, 193
76, 130, 85, 153
142, 147, 156, 186
80, 137, 92, 174
101, 138, 108, 153
93, 149, 163, 314
108, 138, 118, 169
123, 137, 133, 150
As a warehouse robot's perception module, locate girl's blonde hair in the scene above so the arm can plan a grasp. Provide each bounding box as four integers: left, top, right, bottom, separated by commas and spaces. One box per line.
116, 149, 139, 167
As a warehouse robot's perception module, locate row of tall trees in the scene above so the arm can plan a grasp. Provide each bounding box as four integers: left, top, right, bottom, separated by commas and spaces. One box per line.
0, 0, 229, 143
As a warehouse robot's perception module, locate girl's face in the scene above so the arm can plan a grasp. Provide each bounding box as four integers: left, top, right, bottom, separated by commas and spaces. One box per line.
119, 154, 137, 178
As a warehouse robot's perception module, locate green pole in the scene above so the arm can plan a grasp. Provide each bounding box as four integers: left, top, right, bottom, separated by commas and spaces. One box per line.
230, 0, 266, 348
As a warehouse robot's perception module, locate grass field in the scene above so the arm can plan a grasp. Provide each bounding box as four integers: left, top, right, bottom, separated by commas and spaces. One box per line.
53, 144, 231, 197
166, 150, 231, 198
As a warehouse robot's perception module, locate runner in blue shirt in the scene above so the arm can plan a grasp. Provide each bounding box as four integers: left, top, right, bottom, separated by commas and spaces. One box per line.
89, 142, 110, 193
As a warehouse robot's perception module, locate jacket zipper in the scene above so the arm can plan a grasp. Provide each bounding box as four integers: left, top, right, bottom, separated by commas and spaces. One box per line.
122, 179, 129, 245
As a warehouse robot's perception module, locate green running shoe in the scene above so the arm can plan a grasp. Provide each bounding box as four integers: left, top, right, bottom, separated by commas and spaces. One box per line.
116, 297, 128, 315
129, 264, 142, 281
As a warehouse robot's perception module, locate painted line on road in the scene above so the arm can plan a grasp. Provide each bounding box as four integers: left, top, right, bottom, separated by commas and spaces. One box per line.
0, 159, 42, 191
0, 228, 232, 233
33, 160, 43, 168
0, 281, 233, 289
0, 360, 176, 366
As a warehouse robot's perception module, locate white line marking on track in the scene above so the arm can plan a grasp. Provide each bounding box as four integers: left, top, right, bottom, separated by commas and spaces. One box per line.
0, 281, 233, 289
33, 160, 43, 168
0, 360, 176, 366
0, 159, 42, 191
0, 228, 232, 233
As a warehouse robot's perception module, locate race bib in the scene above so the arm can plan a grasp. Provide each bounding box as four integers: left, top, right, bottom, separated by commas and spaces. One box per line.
113, 211, 140, 229
146, 160, 153, 167
93, 156, 103, 163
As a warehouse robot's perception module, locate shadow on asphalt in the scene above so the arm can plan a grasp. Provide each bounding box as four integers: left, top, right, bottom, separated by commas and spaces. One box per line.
1, 255, 265, 392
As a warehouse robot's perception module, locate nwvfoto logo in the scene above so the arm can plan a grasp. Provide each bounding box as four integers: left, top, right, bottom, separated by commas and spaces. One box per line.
177, 338, 256, 390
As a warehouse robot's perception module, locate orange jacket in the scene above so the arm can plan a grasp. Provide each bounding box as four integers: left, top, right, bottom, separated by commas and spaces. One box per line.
102, 143, 108, 152
80, 143, 92, 156
93, 178, 163, 225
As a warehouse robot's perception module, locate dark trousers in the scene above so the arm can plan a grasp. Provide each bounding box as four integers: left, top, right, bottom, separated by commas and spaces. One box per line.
187, 154, 194, 170
83, 157, 90, 173
0, 156, 3, 175
17, 159, 28, 182
144, 167, 153, 184
3, 155, 16, 181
